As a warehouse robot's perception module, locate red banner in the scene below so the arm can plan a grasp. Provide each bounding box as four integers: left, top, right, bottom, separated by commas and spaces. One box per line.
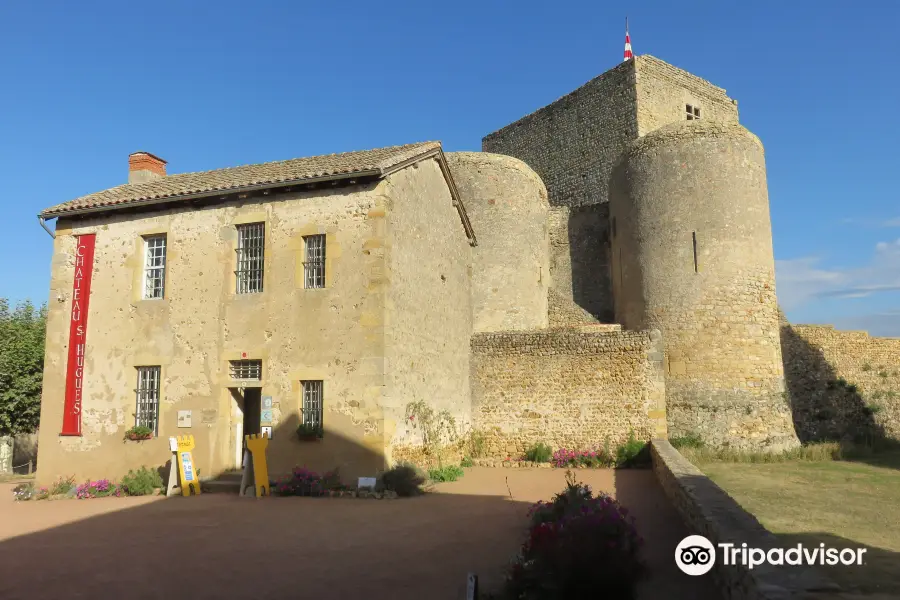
60, 234, 96, 436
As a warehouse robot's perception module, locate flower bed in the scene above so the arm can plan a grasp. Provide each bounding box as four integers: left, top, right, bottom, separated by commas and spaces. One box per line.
11, 467, 163, 501
496, 471, 646, 599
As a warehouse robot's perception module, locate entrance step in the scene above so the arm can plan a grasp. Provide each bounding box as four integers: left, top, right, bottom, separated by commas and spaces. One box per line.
200, 470, 244, 494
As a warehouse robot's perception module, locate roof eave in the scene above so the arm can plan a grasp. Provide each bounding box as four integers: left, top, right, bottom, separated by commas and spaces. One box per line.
37, 168, 384, 220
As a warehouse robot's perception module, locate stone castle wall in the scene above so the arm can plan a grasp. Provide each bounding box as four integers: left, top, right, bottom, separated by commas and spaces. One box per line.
609, 122, 797, 451
781, 324, 900, 442
470, 328, 667, 458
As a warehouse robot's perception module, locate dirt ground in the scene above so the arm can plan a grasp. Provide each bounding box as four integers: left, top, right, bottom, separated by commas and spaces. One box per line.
0, 468, 719, 600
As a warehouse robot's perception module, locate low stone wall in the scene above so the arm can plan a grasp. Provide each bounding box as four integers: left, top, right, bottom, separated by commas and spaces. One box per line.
781, 324, 900, 441
651, 440, 839, 600
471, 328, 667, 459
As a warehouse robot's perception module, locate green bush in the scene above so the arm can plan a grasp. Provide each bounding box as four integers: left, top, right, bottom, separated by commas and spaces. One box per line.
615, 431, 649, 468
50, 475, 77, 496
428, 464, 465, 483
379, 462, 426, 497
670, 433, 705, 449
121, 466, 163, 496
460, 456, 473, 467
524, 442, 553, 463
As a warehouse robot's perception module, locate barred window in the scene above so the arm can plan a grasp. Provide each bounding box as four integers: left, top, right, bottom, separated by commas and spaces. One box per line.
236, 223, 265, 294
143, 235, 166, 299
301, 380, 323, 428
135, 366, 161, 435
686, 104, 701, 120
303, 234, 326, 289
230, 359, 262, 381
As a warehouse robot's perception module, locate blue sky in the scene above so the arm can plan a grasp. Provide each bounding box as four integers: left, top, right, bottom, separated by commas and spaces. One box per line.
1, 1, 898, 335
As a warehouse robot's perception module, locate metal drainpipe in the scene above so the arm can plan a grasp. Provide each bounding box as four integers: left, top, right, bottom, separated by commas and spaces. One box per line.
38, 216, 56, 239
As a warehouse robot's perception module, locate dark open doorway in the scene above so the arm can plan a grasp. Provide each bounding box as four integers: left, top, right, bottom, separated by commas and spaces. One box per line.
242, 388, 262, 452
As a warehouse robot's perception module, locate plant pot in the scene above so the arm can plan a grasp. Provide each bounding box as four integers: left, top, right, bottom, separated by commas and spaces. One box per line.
126, 434, 153, 441
297, 434, 322, 442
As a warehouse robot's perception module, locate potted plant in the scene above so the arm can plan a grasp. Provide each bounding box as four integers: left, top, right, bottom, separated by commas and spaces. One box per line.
296, 423, 324, 441
124, 425, 153, 441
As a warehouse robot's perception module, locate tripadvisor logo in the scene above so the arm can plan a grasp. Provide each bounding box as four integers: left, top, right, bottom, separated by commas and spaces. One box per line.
676, 535, 867, 576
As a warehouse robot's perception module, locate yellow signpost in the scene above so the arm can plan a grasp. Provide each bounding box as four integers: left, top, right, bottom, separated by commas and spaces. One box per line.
175, 434, 201, 496
244, 432, 270, 497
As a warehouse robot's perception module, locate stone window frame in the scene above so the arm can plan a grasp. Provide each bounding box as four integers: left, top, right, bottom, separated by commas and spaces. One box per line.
135, 366, 161, 435
303, 234, 326, 289
142, 234, 167, 300
686, 104, 701, 120
229, 359, 263, 381
301, 380, 323, 429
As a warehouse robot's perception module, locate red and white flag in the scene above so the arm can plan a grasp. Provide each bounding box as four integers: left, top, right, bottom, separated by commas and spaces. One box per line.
623, 18, 633, 61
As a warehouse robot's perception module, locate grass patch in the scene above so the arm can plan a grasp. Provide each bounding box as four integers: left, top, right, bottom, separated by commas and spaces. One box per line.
697, 450, 900, 596
428, 464, 464, 483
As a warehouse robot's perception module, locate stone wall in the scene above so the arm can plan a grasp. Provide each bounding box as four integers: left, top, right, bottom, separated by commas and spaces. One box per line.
634, 56, 739, 135
383, 158, 474, 456
471, 329, 667, 458
651, 440, 839, 600
781, 323, 900, 442
445, 152, 549, 333
609, 122, 797, 451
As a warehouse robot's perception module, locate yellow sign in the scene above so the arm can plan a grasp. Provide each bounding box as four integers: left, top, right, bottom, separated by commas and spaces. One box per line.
176, 434, 201, 496
245, 432, 270, 497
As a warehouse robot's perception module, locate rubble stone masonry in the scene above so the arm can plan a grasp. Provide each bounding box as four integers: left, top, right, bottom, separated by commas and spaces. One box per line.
471, 328, 667, 458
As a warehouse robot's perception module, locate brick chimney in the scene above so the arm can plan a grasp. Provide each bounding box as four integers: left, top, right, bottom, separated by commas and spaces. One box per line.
128, 151, 167, 184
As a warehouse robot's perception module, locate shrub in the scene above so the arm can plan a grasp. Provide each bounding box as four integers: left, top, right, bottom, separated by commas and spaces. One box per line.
524, 442, 553, 463
273, 466, 344, 496
615, 431, 650, 468
75, 479, 122, 499
123, 425, 153, 440
379, 462, 426, 497
551, 448, 615, 468
296, 423, 324, 440
428, 464, 464, 483
12, 482, 35, 501
865, 403, 883, 416
121, 466, 163, 496
503, 471, 645, 599
461, 456, 473, 467
879, 371, 889, 379
669, 432, 705, 449
465, 430, 487, 459
50, 475, 77, 496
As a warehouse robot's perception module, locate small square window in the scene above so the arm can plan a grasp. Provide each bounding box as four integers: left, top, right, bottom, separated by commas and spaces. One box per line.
301, 380, 323, 429
236, 223, 265, 294
143, 235, 166, 299
230, 359, 262, 380
303, 234, 326, 289
135, 366, 161, 435
686, 104, 701, 120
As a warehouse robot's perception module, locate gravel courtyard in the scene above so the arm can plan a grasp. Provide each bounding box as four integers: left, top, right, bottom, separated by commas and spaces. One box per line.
0, 468, 718, 600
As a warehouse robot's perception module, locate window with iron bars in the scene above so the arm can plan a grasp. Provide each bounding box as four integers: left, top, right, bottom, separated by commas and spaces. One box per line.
235, 223, 265, 294
686, 104, 701, 120
229, 359, 262, 380
143, 235, 167, 299
135, 366, 161, 435
301, 380, 323, 429
303, 234, 326, 289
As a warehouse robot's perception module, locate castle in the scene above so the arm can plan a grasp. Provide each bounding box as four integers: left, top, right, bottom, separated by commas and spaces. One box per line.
38, 53, 891, 485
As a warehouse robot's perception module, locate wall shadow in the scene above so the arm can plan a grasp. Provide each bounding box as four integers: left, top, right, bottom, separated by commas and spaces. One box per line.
567, 204, 614, 323
614, 467, 722, 600
780, 322, 898, 469
11, 433, 38, 475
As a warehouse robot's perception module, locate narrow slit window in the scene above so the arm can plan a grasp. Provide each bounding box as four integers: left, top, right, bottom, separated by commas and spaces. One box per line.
301, 380, 323, 429
303, 234, 326, 289
692, 231, 699, 273
235, 223, 265, 294
143, 235, 166, 299
135, 366, 161, 435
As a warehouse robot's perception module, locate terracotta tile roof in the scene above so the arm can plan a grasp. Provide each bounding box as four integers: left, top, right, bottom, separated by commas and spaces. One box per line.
40, 141, 442, 217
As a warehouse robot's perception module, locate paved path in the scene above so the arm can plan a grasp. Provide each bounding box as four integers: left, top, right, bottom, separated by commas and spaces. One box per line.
0, 468, 719, 599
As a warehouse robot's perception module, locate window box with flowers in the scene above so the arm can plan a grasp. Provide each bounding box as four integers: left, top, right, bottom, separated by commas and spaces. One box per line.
296, 423, 324, 442
124, 425, 154, 441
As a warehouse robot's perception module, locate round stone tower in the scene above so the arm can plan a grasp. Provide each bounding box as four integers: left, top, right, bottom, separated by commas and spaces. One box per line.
446, 152, 549, 333
608, 121, 798, 451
